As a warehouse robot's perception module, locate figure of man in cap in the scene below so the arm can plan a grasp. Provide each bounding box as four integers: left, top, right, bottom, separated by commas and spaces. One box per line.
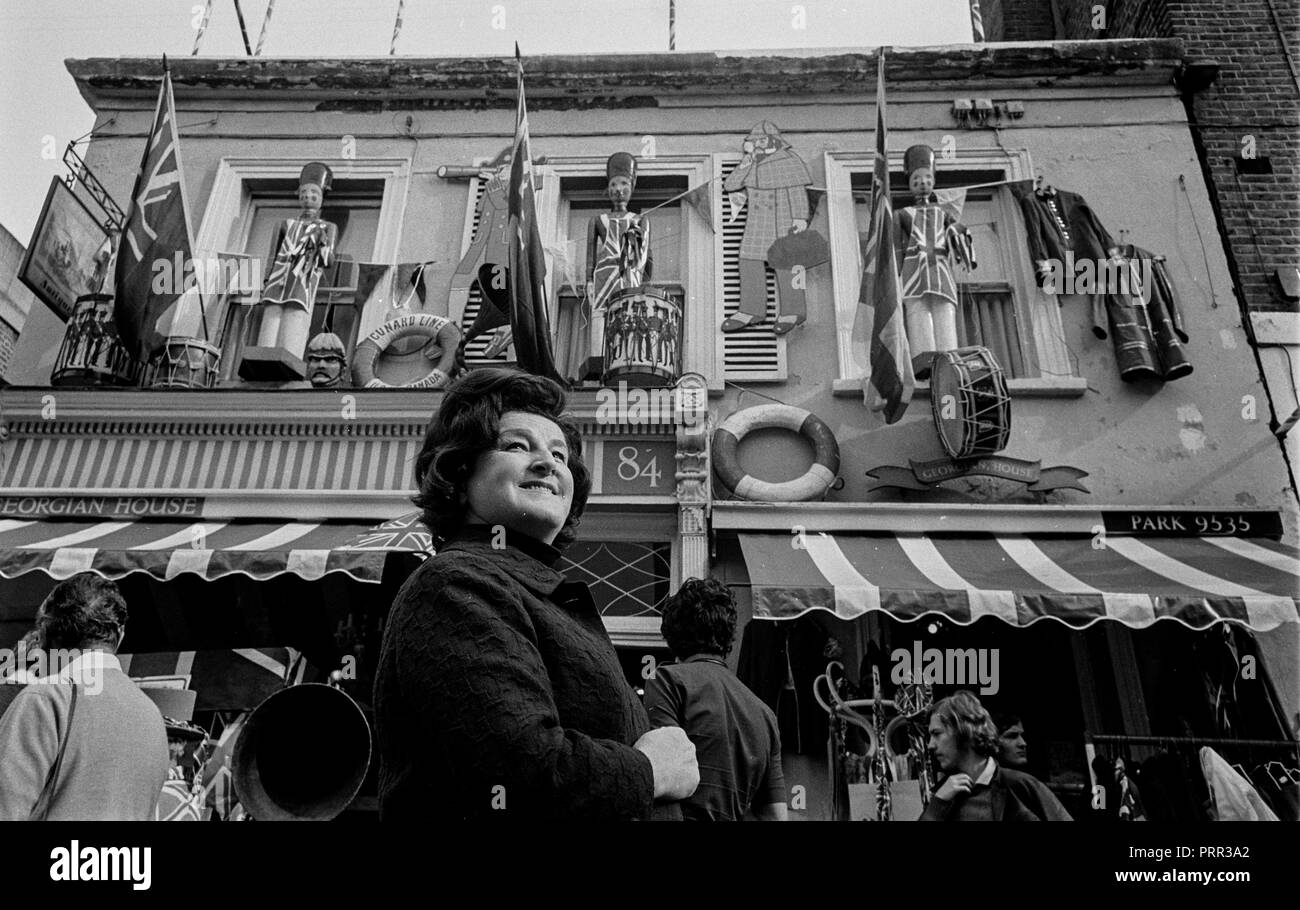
575, 152, 652, 380
894, 145, 976, 377
721, 121, 813, 334
305, 331, 348, 388
249, 163, 339, 376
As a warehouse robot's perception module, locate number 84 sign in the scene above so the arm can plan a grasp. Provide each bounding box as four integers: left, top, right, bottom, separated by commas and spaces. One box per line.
596, 441, 674, 495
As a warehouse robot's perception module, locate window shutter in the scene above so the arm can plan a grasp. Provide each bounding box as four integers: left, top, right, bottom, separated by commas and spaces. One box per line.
719, 156, 786, 381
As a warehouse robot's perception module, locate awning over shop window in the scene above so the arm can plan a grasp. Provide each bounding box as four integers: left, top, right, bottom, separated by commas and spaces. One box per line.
0, 517, 424, 584
739, 532, 1300, 632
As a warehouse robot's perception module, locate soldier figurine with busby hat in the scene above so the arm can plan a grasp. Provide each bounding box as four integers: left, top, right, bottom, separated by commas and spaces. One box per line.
242, 162, 339, 380
895, 144, 976, 378
571, 151, 653, 380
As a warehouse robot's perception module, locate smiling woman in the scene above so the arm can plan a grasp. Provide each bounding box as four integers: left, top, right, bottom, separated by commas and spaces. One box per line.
373, 367, 698, 820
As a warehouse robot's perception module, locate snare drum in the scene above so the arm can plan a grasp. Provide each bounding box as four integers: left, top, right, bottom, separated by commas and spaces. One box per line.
51, 294, 142, 387
930, 346, 1011, 459
602, 286, 681, 388
145, 338, 222, 389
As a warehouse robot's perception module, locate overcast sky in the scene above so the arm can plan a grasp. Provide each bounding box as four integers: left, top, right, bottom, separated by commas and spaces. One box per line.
0, 0, 972, 242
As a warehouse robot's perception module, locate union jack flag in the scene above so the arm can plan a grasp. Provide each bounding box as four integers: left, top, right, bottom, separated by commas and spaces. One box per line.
504, 46, 562, 383
113, 67, 201, 362
858, 52, 914, 424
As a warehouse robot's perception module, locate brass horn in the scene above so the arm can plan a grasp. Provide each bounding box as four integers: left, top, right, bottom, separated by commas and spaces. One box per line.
232, 682, 371, 821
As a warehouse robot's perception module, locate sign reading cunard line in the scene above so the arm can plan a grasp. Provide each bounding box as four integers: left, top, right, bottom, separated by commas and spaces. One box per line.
0, 496, 204, 518
866, 457, 1090, 493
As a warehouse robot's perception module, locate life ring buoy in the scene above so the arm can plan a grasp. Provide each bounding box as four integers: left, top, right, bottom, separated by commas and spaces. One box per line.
712, 403, 840, 502
352, 314, 462, 389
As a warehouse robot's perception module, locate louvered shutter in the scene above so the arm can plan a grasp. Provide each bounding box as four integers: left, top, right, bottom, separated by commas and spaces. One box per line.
719, 156, 786, 381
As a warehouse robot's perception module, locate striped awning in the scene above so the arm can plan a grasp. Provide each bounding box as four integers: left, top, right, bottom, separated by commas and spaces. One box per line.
740, 532, 1300, 631
0, 518, 404, 584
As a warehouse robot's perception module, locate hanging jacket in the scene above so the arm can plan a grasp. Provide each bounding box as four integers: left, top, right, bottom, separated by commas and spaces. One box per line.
1008, 183, 1116, 288
1199, 747, 1280, 821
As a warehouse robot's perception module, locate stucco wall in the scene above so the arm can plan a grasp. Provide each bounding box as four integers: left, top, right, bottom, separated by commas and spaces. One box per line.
66, 58, 1299, 538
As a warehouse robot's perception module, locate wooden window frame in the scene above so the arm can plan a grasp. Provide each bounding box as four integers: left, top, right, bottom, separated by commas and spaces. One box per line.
192, 157, 411, 345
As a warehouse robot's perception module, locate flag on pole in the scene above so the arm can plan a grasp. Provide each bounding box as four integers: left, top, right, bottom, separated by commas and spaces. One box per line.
503, 46, 562, 382
857, 51, 914, 423
114, 66, 202, 362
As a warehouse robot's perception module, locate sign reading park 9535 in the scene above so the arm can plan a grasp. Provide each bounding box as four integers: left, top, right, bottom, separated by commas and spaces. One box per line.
1102, 510, 1282, 538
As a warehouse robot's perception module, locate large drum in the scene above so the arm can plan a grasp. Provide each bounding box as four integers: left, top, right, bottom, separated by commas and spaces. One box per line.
930, 346, 1011, 459
51, 294, 142, 387
601, 286, 681, 388
144, 338, 222, 389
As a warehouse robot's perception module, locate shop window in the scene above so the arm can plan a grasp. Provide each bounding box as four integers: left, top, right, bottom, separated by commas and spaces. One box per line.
826, 149, 1078, 392
449, 155, 724, 389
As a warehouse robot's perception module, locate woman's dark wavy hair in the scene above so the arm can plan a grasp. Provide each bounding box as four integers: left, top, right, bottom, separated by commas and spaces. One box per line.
660, 577, 738, 660
37, 572, 129, 650
413, 367, 591, 549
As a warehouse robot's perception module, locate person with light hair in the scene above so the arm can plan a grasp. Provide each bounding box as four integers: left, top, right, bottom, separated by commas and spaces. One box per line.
922, 690, 1071, 821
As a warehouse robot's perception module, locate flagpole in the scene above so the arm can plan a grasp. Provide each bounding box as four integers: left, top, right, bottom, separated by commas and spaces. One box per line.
192, 0, 213, 55
255, 0, 275, 56
232, 0, 253, 56
390, 0, 405, 56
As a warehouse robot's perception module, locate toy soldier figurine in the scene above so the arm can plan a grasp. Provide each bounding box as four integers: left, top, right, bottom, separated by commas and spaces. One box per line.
576, 152, 652, 380
895, 145, 975, 377
305, 331, 348, 388
241, 163, 339, 380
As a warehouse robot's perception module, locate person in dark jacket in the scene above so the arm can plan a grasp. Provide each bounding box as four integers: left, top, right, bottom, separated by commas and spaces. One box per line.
921, 691, 1072, 821
645, 577, 786, 821
373, 367, 697, 820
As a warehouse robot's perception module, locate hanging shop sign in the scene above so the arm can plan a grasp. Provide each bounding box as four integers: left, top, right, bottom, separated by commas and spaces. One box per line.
18, 178, 112, 322
1101, 510, 1282, 538
866, 457, 1089, 493
0, 495, 204, 519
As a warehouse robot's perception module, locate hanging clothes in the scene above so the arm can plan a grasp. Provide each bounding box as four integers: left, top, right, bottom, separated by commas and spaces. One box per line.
1199, 747, 1280, 821
1091, 245, 1193, 382
1009, 182, 1116, 289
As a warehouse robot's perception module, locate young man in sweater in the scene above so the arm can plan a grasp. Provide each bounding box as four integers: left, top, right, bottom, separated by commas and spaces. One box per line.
0, 573, 169, 820
921, 691, 1072, 821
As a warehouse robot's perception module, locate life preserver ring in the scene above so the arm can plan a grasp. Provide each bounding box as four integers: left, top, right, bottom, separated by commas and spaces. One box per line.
712, 403, 840, 502
352, 314, 462, 389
